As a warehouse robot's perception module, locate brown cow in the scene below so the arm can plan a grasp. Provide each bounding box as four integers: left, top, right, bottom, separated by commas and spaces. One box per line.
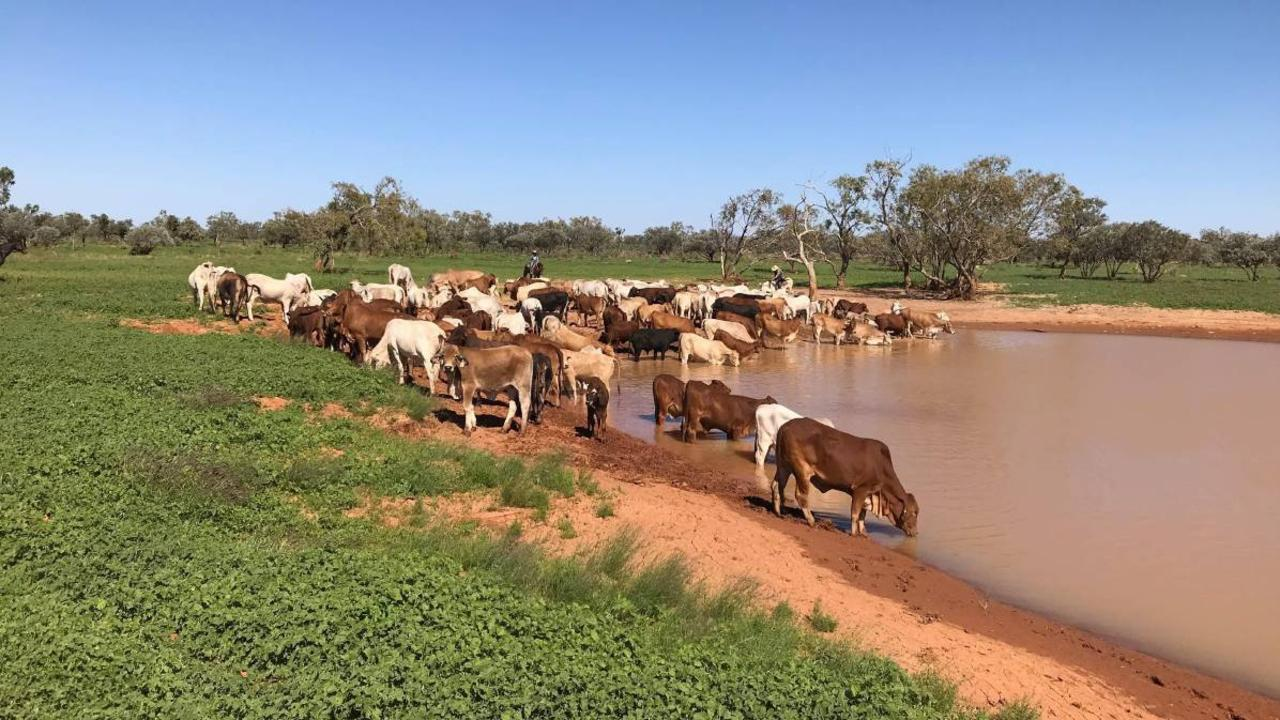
431, 269, 488, 290
434, 343, 533, 436
505, 276, 542, 300
502, 333, 567, 405
217, 272, 252, 323
649, 310, 696, 334
287, 305, 328, 347
457, 273, 496, 293
900, 308, 954, 338
873, 313, 911, 337
581, 376, 610, 441
652, 375, 730, 427
600, 318, 638, 349
831, 299, 869, 319
326, 290, 413, 362
571, 293, 607, 327
682, 385, 775, 443
772, 418, 919, 537
758, 315, 803, 346
756, 296, 786, 319
713, 330, 759, 360
713, 310, 758, 338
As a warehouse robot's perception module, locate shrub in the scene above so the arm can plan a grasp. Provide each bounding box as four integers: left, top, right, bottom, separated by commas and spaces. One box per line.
125, 223, 173, 256
807, 601, 838, 633
557, 517, 577, 539
595, 500, 615, 518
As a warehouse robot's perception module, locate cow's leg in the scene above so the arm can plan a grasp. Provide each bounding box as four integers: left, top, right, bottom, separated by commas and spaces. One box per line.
500, 395, 517, 433
849, 485, 872, 537
754, 433, 770, 470
771, 461, 790, 517
517, 383, 530, 433
463, 388, 476, 436
391, 348, 406, 384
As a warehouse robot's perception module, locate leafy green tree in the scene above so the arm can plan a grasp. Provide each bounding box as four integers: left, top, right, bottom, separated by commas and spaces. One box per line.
1048, 188, 1108, 278
712, 188, 780, 280
1124, 220, 1192, 282
865, 158, 916, 288
640, 222, 691, 256
31, 225, 61, 247
125, 222, 173, 256
1097, 223, 1132, 279
56, 212, 90, 246
1202, 227, 1271, 281
0, 166, 14, 206
810, 175, 870, 288
206, 211, 242, 246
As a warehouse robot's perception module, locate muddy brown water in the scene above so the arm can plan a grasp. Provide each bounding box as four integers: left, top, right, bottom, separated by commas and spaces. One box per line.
609, 330, 1280, 698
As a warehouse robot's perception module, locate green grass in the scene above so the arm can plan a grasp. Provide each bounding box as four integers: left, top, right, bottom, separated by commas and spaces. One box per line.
595, 500, 617, 518
0, 244, 1034, 718
808, 601, 840, 633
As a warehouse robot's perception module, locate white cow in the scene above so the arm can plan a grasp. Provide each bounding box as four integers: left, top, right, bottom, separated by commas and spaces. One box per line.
615, 296, 647, 320
753, 404, 834, 470
203, 266, 235, 311
701, 319, 755, 345
515, 282, 549, 303
672, 291, 700, 319
463, 292, 502, 318
187, 262, 214, 310
245, 272, 311, 323
494, 310, 529, 335
782, 294, 812, 321
575, 279, 610, 298
351, 280, 406, 307
366, 319, 447, 391
387, 263, 414, 290
679, 333, 740, 366
304, 289, 337, 307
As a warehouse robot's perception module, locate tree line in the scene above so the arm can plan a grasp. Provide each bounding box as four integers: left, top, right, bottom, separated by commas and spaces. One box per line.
2, 162, 1277, 296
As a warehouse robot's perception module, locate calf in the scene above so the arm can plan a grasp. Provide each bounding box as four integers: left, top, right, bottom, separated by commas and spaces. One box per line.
581, 376, 610, 441
628, 328, 679, 361
682, 385, 775, 442
217, 272, 252, 323
652, 375, 729, 427
287, 305, 328, 347
434, 343, 534, 436
571, 293, 607, 327
772, 418, 919, 537
811, 313, 850, 346
849, 320, 891, 345
562, 348, 617, 401
530, 353, 554, 423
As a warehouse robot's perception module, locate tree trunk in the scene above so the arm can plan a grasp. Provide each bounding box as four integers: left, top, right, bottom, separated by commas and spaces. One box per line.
900, 261, 912, 290
836, 257, 850, 289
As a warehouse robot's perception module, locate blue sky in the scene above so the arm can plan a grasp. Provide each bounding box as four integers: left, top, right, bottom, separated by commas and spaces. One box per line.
3, 1, 1277, 233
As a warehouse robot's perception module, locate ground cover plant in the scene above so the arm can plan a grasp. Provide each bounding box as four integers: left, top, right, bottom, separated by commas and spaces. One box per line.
0, 247, 1035, 718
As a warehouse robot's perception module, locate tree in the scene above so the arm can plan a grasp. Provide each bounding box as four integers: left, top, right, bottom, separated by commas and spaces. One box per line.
778, 196, 822, 300
206, 211, 242, 246
31, 225, 61, 247
125, 222, 174, 256
640, 223, 691, 256
809, 175, 869, 288
1124, 220, 1191, 283
1047, 188, 1107, 278
712, 188, 779, 280
865, 158, 916, 289
1202, 227, 1271, 281
0, 166, 14, 206
57, 212, 90, 246
1097, 223, 1132, 279
900, 156, 1065, 299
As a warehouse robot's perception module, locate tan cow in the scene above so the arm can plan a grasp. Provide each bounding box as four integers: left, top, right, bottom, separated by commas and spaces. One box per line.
541, 317, 615, 355
679, 333, 740, 366
811, 313, 850, 346
616, 296, 648, 320
434, 343, 533, 436
637, 302, 672, 326
758, 315, 804, 346
562, 348, 618, 401
650, 310, 696, 334
849, 320, 892, 345
431, 269, 489, 290
701, 318, 755, 345
571, 293, 607, 327
901, 308, 954, 338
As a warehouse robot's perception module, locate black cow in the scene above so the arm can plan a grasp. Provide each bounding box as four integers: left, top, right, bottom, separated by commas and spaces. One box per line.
712, 297, 759, 318
628, 328, 680, 361
527, 288, 569, 323
629, 286, 677, 305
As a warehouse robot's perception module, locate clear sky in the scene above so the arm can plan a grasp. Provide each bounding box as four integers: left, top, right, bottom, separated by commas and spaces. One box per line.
3, 1, 1277, 234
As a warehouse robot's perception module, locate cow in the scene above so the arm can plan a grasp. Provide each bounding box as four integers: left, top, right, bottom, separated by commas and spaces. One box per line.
0, 238, 28, 266
755, 296, 787, 319
542, 316, 614, 355
629, 286, 677, 305
529, 353, 554, 423
672, 291, 700, 319
849, 320, 892, 345
811, 313, 850, 346
679, 333, 740, 366
573, 279, 610, 298
752, 404, 833, 470
581, 376, 610, 441
772, 418, 919, 537
713, 330, 759, 360
781, 294, 812, 321
494, 310, 529, 335
712, 297, 759, 319
216, 272, 252, 323
527, 288, 570, 324
245, 272, 311, 323
202, 265, 236, 311
562, 348, 618, 401
287, 304, 329, 347
712, 311, 758, 339
571, 292, 607, 327
387, 264, 414, 290
831, 299, 870, 320
350, 280, 406, 307
431, 269, 490, 292
650, 310, 696, 334
187, 262, 215, 310
514, 281, 550, 303
681, 384, 775, 443
505, 333, 568, 406
758, 315, 804, 346
873, 313, 912, 337
326, 290, 413, 362
434, 343, 534, 436
701, 318, 755, 345
616, 296, 648, 320
365, 319, 447, 391
601, 318, 638, 349
652, 375, 730, 427
628, 328, 679, 361
901, 308, 955, 338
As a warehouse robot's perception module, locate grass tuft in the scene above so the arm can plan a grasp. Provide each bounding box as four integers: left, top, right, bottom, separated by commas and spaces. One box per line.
807, 600, 839, 633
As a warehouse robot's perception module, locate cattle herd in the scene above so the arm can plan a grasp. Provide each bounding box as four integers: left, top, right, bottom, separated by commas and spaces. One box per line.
185, 260, 941, 538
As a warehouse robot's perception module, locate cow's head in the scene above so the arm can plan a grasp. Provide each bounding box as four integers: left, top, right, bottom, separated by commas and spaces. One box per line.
727, 350, 741, 367
890, 301, 904, 315
936, 312, 954, 334
892, 493, 920, 537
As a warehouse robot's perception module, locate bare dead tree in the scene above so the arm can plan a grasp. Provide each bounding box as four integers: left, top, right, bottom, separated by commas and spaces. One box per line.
779, 195, 823, 300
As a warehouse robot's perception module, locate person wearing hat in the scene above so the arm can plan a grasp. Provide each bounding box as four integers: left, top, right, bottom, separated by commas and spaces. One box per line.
524, 250, 542, 279
770, 264, 787, 290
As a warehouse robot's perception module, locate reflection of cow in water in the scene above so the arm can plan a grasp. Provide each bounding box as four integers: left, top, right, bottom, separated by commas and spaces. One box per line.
0, 239, 27, 266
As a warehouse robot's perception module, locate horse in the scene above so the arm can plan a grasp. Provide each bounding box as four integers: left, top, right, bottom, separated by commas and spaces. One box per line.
0, 239, 28, 266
